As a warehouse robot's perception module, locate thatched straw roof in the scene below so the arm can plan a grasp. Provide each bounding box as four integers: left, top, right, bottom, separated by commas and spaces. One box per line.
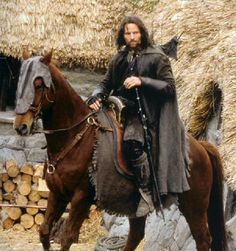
1, 0, 150, 70
1, 0, 236, 189
148, 0, 236, 190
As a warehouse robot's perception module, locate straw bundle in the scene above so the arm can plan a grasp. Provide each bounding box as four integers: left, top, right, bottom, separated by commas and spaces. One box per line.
1, 0, 236, 189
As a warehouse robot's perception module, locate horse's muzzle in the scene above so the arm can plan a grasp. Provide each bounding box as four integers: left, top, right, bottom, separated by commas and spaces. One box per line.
15, 124, 29, 136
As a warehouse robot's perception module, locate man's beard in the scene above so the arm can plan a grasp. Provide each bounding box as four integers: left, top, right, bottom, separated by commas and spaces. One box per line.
126, 43, 142, 52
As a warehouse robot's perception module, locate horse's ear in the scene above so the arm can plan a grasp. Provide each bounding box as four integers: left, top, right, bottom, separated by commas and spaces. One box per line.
51, 58, 61, 68
41, 49, 53, 65
22, 47, 30, 60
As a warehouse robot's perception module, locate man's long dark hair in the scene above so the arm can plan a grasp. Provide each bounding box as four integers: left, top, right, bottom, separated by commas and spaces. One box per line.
116, 16, 153, 50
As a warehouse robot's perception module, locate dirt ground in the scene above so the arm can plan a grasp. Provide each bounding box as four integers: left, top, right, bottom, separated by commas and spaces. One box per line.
0, 209, 144, 251
0, 228, 144, 251
0, 209, 103, 251
0, 228, 100, 251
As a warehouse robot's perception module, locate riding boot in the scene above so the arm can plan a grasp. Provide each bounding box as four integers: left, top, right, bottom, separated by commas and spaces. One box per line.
130, 152, 155, 217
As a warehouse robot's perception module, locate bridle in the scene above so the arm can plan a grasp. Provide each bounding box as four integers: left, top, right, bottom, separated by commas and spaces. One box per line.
29, 80, 55, 122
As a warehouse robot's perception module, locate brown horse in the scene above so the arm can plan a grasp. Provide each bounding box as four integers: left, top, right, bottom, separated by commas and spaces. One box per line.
14, 51, 228, 251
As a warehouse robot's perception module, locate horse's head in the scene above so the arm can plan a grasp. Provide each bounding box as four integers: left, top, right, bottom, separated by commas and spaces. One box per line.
14, 50, 55, 135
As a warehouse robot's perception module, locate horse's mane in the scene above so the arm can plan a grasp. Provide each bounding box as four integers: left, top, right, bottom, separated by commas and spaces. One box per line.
48, 62, 89, 109
44, 62, 90, 128
48, 64, 78, 96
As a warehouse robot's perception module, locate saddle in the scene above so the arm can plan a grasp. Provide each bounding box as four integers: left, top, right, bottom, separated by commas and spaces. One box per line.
104, 97, 134, 178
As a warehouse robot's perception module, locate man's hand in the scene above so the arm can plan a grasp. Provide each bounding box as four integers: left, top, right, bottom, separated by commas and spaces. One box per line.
123, 76, 141, 89
87, 95, 102, 111
89, 98, 102, 110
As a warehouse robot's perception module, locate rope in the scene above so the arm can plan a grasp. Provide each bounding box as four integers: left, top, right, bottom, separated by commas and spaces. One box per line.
95, 236, 128, 251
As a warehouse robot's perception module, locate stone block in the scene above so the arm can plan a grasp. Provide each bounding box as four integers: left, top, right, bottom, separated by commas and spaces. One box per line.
24, 134, 46, 148
0, 136, 9, 146
174, 215, 191, 248
182, 235, 196, 251
6, 136, 25, 149
145, 212, 165, 243
106, 216, 129, 237
27, 148, 47, 162
158, 221, 176, 248
170, 240, 180, 251
226, 214, 236, 237
0, 148, 26, 165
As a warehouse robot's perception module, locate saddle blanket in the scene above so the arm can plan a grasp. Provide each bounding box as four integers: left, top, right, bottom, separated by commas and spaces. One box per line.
89, 110, 139, 216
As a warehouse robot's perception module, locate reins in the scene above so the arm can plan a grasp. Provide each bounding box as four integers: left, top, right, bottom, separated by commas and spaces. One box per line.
30, 84, 98, 135
36, 110, 98, 134
47, 119, 91, 174
45, 110, 113, 175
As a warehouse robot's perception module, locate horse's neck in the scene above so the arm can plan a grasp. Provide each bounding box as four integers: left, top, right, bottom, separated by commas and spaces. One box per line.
42, 65, 90, 154
45, 65, 90, 129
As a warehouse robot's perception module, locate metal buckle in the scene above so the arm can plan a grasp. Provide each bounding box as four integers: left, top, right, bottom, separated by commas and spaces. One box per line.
87, 117, 96, 125
47, 163, 55, 174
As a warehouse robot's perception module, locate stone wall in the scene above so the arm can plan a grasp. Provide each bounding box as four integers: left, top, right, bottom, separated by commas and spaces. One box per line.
0, 112, 47, 166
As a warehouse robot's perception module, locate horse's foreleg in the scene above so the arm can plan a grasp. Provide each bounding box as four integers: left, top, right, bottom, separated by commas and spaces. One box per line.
123, 216, 146, 251
60, 188, 91, 251
39, 192, 67, 251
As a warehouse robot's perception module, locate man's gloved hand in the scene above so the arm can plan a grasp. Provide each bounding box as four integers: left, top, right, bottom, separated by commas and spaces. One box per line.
86, 95, 99, 106
86, 93, 107, 111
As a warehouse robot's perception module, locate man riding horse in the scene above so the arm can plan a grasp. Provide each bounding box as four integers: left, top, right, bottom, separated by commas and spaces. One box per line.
88, 15, 190, 217
14, 41, 227, 251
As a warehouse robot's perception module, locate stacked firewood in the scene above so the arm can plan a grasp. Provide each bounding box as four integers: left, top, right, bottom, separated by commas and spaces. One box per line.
0, 160, 49, 230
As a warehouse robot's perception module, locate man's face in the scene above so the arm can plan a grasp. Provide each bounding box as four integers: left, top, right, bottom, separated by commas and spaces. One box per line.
124, 23, 141, 49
